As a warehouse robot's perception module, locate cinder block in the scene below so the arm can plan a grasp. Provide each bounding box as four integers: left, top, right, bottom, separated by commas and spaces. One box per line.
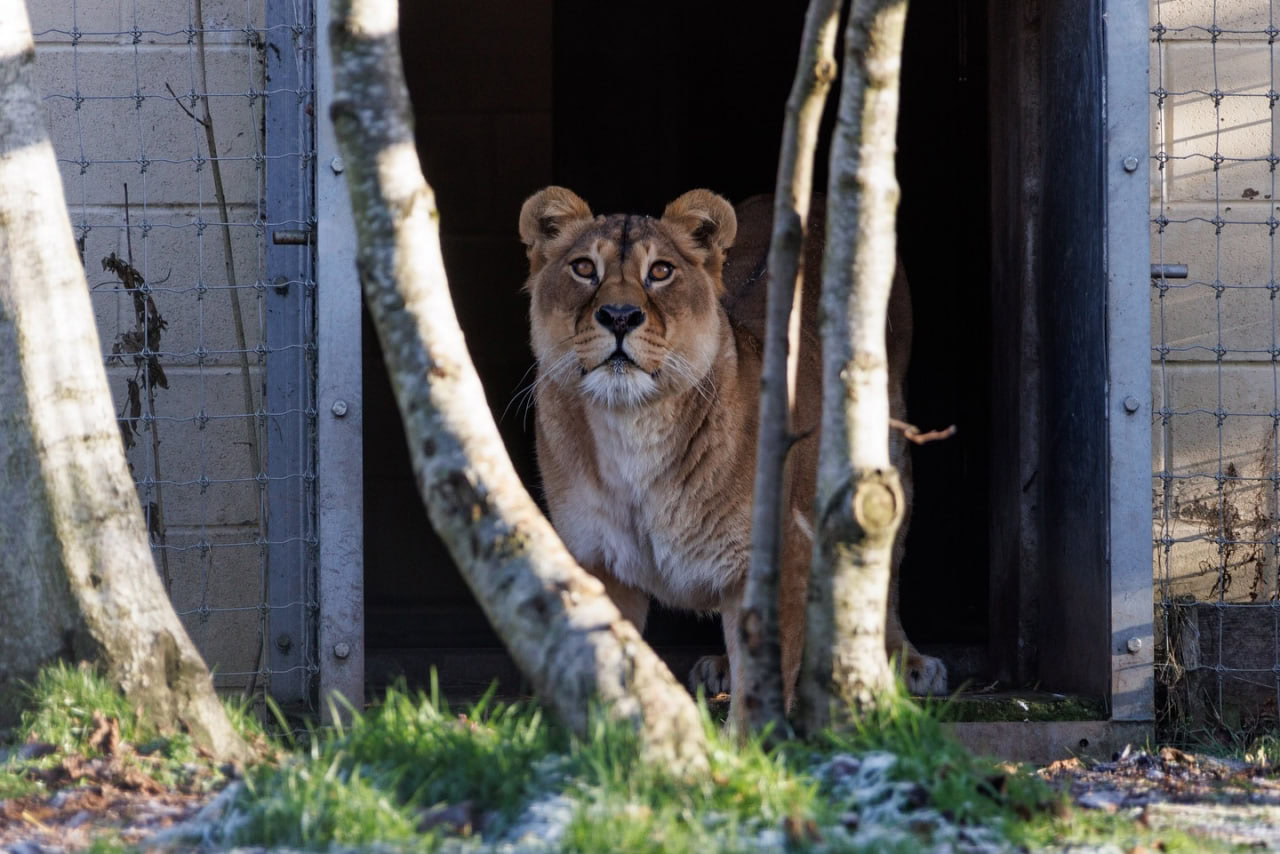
1153, 0, 1275, 38
1162, 42, 1275, 203
88, 209, 267, 365
36, 44, 267, 207
105, 363, 266, 526
30, 0, 124, 43
1151, 41, 1165, 204
128, 0, 265, 46
1164, 363, 1278, 477
1155, 362, 1280, 601
1152, 363, 1168, 474
1151, 205, 1279, 359
165, 528, 265, 684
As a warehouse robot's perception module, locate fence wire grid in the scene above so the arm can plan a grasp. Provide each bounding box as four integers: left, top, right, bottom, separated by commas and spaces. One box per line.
1152, 0, 1280, 736
33, 0, 319, 706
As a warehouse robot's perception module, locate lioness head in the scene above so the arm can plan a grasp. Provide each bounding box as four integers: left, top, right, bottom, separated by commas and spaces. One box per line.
519, 187, 738, 408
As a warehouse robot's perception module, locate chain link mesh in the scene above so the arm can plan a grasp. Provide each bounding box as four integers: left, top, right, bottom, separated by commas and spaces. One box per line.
1153, 0, 1280, 736
32, 0, 318, 703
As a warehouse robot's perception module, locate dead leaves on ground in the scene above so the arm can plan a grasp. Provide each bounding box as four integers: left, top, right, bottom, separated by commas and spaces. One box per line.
0, 712, 234, 852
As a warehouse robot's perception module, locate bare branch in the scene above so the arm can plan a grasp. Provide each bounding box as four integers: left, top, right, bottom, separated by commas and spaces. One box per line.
889, 418, 958, 446
798, 0, 911, 734
740, 0, 842, 738
163, 82, 207, 127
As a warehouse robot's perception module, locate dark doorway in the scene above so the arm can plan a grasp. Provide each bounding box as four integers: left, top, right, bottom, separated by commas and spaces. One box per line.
366, 0, 993, 698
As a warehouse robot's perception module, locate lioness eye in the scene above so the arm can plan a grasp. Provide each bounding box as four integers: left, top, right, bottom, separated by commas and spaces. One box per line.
570, 258, 596, 279
648, 261, 674, 282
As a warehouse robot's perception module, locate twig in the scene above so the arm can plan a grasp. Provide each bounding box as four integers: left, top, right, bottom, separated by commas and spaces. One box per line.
165, 81, 206, 126
740, 0, 843, 738
191, 0, 266, 700
889, 418, 958, 446
125, 184, 172, 592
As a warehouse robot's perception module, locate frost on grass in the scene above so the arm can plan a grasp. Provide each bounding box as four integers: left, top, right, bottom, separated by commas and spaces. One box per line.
814, 751, 1011, 853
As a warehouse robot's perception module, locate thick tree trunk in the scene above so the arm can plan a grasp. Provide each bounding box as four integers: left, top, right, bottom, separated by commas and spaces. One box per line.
327, 0, 707, 771
797, 0, 910, 733
0, 4, 245, 761
740, 0, 842, 736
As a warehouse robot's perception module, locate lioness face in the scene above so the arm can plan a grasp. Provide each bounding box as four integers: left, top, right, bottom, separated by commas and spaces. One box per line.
519, 187, 738, 408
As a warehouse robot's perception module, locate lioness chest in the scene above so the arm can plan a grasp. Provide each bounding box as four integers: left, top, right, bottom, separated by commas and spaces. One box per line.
546, 398, 753, 612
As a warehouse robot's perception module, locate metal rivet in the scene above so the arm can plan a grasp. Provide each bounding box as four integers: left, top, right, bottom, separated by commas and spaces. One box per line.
1122, 156, 1140, 173
1123, 396, 1141, 414
331, 399, 349, 417
1126, 636, 1143, 654
330, 156, 345, 174
275, 633, 293, 653
333, 642, 351, 660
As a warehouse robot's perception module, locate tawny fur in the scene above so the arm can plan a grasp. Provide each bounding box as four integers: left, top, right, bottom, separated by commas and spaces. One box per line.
519, 187, 945, 724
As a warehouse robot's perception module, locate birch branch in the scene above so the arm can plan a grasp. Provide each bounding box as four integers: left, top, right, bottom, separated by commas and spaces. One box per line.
798, 0, 911, 733
327, 0, 708, 771
740, 0, 842, 738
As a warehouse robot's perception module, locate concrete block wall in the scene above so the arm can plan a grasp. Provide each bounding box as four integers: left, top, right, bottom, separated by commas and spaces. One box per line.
30, 0, 273, 688
1151, 0, 1280, 603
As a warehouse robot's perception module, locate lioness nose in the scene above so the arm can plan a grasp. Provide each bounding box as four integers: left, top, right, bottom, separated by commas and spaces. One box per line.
596, 304, 645, 335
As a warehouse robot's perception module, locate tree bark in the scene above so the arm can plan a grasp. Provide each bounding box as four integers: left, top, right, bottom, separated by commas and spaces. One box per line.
327, 0, 707, 771
797, 0, 910, 734
0, 3, 246, 761
740, 0, 842, 737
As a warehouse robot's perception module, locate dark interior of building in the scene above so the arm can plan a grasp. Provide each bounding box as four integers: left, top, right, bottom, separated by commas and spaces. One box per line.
363, 0, 994, 699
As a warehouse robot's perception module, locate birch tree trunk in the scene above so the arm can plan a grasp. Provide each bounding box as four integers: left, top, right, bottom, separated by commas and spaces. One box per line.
327, 0, 707, 771
0, 3, 245, 762
740, 0, 842, 737
798, 0, 910, 733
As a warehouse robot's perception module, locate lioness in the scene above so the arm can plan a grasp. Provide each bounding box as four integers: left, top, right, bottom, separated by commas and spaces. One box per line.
519, 187, 946, 720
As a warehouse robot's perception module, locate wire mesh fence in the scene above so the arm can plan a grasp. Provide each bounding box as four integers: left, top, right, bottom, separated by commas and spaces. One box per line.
31, 0, 318, 706
1152, 0, 1280, 738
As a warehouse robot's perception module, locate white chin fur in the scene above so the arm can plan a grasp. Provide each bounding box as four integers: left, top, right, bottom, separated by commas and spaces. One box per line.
579, 365, 659, 407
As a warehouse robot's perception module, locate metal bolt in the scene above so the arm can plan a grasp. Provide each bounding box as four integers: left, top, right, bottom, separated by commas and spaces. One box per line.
330, 156, 345, 174
1126, 636, 1143, 654
1123, 396, 1141, 414
333, 642, 351, 660
331, 399, 349, 417
1122, 156, 1140, 173
275, 633, 293, 653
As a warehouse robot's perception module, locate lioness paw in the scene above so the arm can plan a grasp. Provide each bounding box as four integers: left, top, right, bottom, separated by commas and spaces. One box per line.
905, 654, 947, 696
688, 654, 731, 698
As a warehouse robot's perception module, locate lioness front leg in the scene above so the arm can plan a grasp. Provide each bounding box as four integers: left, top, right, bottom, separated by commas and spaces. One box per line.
591, 568, 650, 633
688, 598, 741, 701
886, 568, 946, 695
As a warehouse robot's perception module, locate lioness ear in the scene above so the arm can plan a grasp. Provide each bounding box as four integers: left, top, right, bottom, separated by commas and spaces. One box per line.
519, 186, 593, 250
661, 189, 737, 255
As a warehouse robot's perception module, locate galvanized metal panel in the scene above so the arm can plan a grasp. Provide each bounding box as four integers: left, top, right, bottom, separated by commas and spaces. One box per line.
1103, 0, 1155, 722
264, 0, 313, 704
314, 0, 365, 719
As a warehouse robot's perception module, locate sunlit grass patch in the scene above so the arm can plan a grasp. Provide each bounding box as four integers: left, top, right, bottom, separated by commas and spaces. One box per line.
227, 679, 565, 849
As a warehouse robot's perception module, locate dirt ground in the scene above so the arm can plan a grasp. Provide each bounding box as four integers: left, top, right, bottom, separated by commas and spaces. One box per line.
1039, 745, 1280, 850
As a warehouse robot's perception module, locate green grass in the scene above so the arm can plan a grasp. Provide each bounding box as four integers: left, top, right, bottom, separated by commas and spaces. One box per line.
230, 679, 565, 849
0, 663, 1254, 853
17, 661, 147, 754
0, 661, 261, 801
560, 707, 827, 854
